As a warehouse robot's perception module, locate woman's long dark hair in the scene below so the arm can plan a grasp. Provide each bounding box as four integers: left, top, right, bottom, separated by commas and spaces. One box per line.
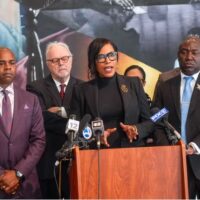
88, 38, 118, 79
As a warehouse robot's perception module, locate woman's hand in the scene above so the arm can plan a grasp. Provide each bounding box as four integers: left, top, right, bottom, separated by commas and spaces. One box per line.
120, 122, 138, 143
100, 128, 117, 147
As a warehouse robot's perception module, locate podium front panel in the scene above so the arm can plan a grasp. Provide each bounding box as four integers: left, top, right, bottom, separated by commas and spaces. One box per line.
70, 145, 188, 199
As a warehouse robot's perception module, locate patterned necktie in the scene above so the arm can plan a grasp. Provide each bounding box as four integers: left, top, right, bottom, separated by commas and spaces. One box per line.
2, 90, 12, 134
59, 84, 65, 100
181, 76, 193, 143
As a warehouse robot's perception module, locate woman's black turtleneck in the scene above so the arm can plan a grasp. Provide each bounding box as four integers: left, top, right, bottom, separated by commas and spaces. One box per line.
97, 74, 124, 147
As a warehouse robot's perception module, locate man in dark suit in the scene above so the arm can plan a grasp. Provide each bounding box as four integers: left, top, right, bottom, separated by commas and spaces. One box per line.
154, 35, 200, 198
27, 41, 82, 199
0, 48, 45, 198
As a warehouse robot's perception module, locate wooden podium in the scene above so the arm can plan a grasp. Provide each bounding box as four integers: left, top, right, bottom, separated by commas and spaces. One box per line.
70, 141, 188, 199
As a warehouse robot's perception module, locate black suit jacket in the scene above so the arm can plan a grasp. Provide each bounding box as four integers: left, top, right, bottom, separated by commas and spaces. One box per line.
154, 73, 200, 179
70, 74, 154, 147
26, 75, 82, 179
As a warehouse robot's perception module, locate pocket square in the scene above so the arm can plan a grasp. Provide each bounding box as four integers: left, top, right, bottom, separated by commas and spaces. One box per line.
24, 104, 29, 110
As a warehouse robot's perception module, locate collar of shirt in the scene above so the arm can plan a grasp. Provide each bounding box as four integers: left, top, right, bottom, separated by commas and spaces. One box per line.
180, 71, 200, 102
0, 83, 14, 116
53, 77, 70, 92
0, 83, 14, 94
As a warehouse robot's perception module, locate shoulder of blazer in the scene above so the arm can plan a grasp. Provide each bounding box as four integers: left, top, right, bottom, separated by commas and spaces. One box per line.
160, 73, 181, 87
117, 74, 140, 88
26, 75, 57, 98
69, 76, 84, 85
117, 74, 139, 82
80, 79, 96, 88
70, 79, 94, 94
15, 85, 37, 100
27, 75, 51, 88
159, 68, 180, 82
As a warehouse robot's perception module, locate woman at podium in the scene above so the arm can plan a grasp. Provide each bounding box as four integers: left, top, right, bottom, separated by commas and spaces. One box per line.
70, 38, 154, 148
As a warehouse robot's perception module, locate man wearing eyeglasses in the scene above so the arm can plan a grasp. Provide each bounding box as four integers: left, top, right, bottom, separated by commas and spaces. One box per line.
26, 41, 82, 199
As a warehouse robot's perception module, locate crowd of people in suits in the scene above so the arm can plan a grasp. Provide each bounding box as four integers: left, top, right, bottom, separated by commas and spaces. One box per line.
0, 34, 200, 199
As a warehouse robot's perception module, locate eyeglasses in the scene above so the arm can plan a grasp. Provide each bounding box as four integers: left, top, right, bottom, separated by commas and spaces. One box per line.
96, 51, 117, 63
0, 60, 16, 67
47, 55, 72, 64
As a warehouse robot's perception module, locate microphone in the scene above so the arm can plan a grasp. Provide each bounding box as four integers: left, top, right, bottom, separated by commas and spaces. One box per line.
91, 118, 104, 149
150, 107, 181, 143
55, 115, 80, 161
78, 114, 92, 139
150, 107, 169, 123
55, 140, 74, 161
55, 114, 94, 161
65, 114, 80, 144
82, 125, 93, 140
78, 114, 93, 141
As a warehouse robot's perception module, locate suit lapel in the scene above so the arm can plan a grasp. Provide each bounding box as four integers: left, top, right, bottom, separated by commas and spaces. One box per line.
84, 79, 99, 118
188, 74, 200, 117
170, 75, 181, 120
0, 115, 9, 139
45, 75, 62, 106
63, 77, 74, 108
10, 87, 18, 138
116, 75, 129, 121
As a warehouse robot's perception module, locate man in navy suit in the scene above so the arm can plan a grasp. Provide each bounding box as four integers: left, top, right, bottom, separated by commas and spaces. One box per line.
0, 48, 45, 198
27, 41, 82, 199
154, 35, 200, 198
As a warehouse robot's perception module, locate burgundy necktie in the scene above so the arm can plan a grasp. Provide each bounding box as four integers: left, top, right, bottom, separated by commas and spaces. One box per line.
2, 90, 12, 134
59, 84, 65, 100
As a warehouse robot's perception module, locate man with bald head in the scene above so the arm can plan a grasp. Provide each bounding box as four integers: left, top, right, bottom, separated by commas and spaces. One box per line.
0, 47, 45, 198
154, 35, 200, 198
27, 41, 82, 199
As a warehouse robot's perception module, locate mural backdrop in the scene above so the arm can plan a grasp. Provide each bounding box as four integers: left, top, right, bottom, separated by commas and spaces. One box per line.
1, 0, 200, 97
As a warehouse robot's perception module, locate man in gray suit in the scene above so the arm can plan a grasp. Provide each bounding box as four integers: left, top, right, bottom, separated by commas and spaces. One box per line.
154, 35, 200, 198
0, 48, 45, 198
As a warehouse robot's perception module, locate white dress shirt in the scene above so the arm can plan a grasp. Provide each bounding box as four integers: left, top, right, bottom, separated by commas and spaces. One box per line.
53, 78, 70, 118
0, 83, 14, 117
180, 72, 200, 154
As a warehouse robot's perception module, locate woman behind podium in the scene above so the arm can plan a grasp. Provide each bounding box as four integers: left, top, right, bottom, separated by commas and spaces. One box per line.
70, 38, 154, 148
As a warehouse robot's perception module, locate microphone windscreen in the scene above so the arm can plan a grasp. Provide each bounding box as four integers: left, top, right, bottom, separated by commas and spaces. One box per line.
69, 114, 76, 120
150, 107, 160, 115
150, 107, 169, 123
78, 114, 92, 133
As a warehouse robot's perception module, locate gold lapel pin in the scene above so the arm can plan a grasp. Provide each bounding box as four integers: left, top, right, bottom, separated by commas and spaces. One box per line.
120, 84, 128, 93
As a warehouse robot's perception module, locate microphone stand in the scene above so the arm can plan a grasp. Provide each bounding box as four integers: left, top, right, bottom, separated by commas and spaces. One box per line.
163, 125, 179, 145
95, 133, 101, 199
97, 147, 101, 199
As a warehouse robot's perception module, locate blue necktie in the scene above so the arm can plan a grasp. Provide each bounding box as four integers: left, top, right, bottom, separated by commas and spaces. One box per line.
181, 76, 193, 143
2, 90, 12, 134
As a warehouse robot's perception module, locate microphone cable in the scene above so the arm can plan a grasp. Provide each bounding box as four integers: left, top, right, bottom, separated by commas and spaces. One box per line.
54, 158, 72, 199
54, 160, 61, 199
59, 161, 63, 199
